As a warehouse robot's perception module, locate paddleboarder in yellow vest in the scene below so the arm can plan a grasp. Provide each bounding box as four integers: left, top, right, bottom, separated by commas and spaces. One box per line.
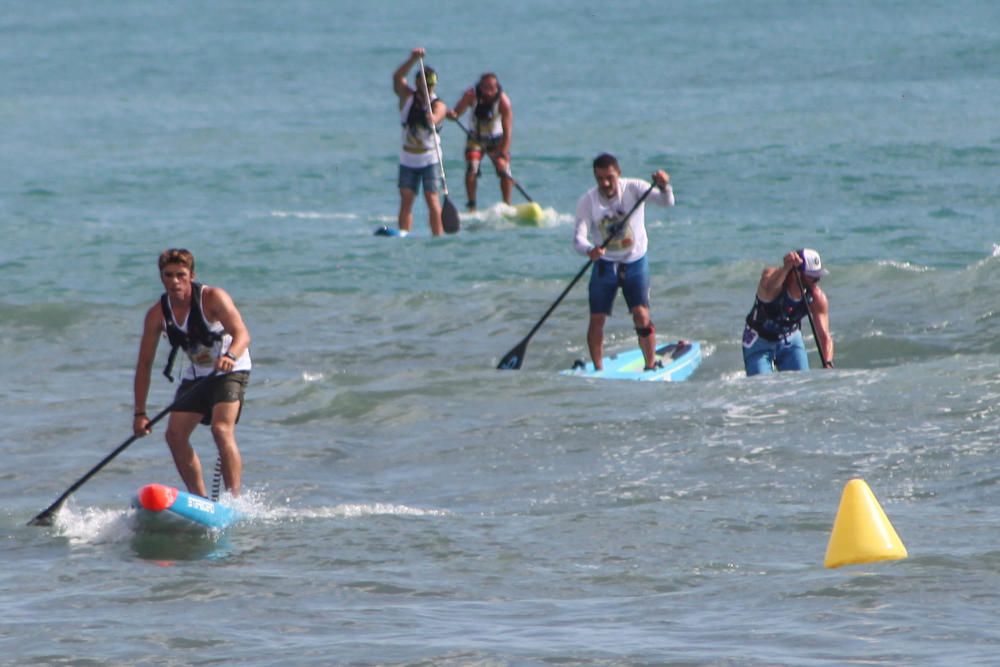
393, 48, 449, 236
133, 248, 252, 498
447, 72, 513, 211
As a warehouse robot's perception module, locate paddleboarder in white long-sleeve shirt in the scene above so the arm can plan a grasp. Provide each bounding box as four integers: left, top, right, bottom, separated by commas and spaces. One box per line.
573, 153, 675, 371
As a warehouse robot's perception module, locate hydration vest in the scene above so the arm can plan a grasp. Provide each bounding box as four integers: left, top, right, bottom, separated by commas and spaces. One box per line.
471, 83, 504, 140
745, 288, 812, 342
403, 94, 441, 132
473, 82, 502, 122
160, 282, 223, 381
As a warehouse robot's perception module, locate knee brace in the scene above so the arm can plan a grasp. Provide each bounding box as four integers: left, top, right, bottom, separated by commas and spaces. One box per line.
635, 323, 655, 338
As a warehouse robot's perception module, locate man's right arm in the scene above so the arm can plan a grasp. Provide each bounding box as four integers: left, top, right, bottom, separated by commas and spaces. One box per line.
133, 304, 162, 434
392, 48, 423, 103
448, 88, 475, 121
498, 93, 513, 156
573, 193, 598, 257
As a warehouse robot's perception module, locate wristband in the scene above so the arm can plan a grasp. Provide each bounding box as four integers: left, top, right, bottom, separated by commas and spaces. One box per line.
224, 351, 237, 361
822, 361, 834, 369
134, 412, 146, 417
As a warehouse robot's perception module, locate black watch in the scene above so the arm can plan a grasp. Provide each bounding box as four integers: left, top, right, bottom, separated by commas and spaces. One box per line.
224, 351, 237, 361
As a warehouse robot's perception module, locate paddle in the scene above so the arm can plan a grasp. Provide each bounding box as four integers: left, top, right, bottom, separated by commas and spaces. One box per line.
451, 117, 537, 204
417, 57, 460, 235
27, 373, 217, 526
497, 183, 656, 370
794, 269, 831, 369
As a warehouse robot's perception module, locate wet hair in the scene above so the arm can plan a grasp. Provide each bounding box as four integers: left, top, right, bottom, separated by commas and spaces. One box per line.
478, 72, 499, 87
158, 248, 195, 272
592, 153, 620, 171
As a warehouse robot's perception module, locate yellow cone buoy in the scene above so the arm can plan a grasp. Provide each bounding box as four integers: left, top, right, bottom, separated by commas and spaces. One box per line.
824, 478, 907, 568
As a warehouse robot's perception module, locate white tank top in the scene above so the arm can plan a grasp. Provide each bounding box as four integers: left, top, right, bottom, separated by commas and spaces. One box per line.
472, 95, 503, 140
399, 93, 441, 169
165, 286, 252, 380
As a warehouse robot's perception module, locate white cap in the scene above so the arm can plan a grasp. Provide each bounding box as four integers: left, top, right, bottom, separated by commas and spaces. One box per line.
797, 248, 829, 278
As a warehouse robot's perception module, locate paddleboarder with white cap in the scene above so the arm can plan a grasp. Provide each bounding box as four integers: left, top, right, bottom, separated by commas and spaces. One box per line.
742, 248, 833, 375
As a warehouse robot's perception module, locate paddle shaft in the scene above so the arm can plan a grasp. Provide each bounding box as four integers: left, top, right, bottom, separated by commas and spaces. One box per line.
794, 270, 830, 368
497, 183, 657, 370
451, 117, 533, 203
417, 58, 448, 197
416, 58, 459, 236
27, 373, 217, 526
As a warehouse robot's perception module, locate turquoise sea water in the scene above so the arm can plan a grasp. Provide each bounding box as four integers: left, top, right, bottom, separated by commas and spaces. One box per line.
3, 2, 1000, 665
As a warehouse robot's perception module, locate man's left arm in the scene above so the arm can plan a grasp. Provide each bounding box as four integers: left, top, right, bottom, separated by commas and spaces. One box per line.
648, 170, 675, 207
429, 98, 449, 126
204, 287, 251, 370
499, 93, 513, 157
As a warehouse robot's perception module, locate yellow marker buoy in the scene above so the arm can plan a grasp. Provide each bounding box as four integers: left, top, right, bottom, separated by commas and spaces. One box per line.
509, 202, 544, 225
824, 478, 908, 568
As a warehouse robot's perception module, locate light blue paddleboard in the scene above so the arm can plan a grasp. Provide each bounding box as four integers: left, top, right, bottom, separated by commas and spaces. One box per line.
374, 225, 408, 237
561, 340, 702, 382
132, 483, 242, 532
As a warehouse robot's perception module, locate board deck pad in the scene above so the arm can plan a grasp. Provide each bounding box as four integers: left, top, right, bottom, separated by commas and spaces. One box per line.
561, 340, 702, 382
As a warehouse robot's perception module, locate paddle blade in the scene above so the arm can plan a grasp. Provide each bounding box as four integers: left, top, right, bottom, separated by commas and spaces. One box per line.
27, 505, 59, 526
442, 196, 460, 234
497, 339, 527, 370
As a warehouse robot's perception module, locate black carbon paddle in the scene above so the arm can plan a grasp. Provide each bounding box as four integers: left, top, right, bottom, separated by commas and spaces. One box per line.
28, 373, 217, 526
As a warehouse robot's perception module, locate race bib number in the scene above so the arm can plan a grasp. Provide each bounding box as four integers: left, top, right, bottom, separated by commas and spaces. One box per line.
599, 213, 634, 251
742, 326, 759, 349
189, 343, 217, 368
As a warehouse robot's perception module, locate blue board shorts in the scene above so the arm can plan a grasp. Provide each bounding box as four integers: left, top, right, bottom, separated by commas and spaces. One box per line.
742, 326, 809, 376
589, 255, 650, 315
398, 163, 441, 194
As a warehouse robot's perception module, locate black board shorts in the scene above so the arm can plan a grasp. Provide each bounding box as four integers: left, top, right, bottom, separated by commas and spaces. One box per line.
173, 371, 250, 426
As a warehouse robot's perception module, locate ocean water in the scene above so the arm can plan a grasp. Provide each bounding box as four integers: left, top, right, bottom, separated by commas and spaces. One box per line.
3, 1, 1000, 665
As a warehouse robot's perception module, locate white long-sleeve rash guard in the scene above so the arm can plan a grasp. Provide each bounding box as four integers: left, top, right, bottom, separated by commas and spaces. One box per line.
573, 178, 675, 264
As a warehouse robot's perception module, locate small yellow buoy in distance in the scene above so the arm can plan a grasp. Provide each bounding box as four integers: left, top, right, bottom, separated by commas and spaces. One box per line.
512, 202, 544, 225
824, 478, 908, 568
